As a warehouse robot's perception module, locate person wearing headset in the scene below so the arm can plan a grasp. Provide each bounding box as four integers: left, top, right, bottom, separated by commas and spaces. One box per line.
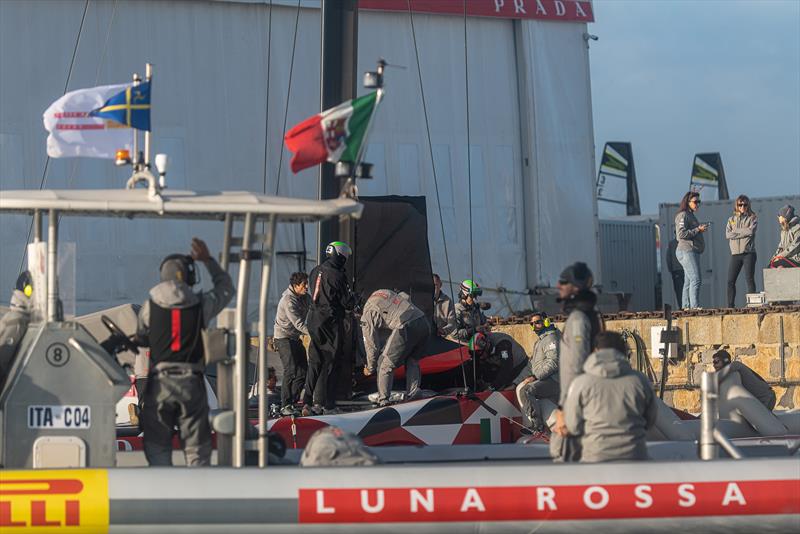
453, 279, 490, 343
0, 271, 34, 391
512, 311, 561, 439
136, 237, 234, 466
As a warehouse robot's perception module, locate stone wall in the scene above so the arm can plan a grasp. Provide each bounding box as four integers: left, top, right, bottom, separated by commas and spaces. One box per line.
492, 311, 800, 413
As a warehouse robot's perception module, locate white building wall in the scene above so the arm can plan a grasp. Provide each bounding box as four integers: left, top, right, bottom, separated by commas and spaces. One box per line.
0, 0, 597, 320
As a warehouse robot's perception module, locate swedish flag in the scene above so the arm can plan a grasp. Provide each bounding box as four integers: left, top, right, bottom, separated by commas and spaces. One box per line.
90, 81, 151, 131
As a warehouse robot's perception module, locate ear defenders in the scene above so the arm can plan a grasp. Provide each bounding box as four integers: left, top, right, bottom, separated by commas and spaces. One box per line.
530, 312, 551, 330
16, 271, 33, 298
159, 254, 198, 286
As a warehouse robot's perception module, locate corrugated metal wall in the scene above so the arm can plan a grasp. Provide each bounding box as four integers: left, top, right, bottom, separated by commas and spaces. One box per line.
659, 195, 800, 309
599, 219, 657, 311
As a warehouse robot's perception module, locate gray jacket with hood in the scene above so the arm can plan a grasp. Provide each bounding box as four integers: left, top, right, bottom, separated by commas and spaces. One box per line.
453, 300, 487, 343
725, 213, 758, 255
514, 328, 561, 385
274, 287, 311, 340
675, 210, 705, 254
137, 258, 234, 343
564, 348, 657, 463
774, 216, 800, 264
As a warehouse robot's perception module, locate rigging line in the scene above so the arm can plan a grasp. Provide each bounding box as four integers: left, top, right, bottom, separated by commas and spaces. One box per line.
18, 0, 90, 276
274, 0, 302, 196
463, 0, 473, 284
406, 1, 455, 302
261, 0, 273, 195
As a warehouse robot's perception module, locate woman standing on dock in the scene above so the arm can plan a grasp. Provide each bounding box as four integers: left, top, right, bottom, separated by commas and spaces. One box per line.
725, 195, 758, 307
674, 191, 708, 309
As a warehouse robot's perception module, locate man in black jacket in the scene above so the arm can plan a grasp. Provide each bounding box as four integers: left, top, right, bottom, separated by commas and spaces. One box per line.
136, 238, 234, 466
302, 241, 353, 415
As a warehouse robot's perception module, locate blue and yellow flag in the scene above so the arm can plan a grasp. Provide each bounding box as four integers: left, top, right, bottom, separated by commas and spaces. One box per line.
90, 81, 151, 131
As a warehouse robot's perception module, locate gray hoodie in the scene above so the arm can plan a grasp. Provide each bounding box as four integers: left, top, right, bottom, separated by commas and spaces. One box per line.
274, 287, 311, 340
725, 213, 758, 255
718, 360, 775, 410
564, 348, 657, 463
137, 258, 234, 336
675, 210, 705, 254
774, 216, 800, 264
514, 328, 561, 385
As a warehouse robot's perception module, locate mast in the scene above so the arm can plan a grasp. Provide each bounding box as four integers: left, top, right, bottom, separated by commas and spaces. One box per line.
317, 0, 359, 263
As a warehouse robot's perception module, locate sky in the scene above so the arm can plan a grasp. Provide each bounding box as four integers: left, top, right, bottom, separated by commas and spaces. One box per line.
589, 0, 800, 214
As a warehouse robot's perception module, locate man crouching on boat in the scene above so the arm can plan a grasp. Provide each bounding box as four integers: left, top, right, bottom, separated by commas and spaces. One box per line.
136, 238, 234, 466
361, 289, 431, 407
563, 331, 657, 462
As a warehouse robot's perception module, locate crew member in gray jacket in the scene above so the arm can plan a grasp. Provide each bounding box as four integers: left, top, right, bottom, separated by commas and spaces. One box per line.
361, 289, 431, 405
552, 262, 602, 461
564, 331, 657, 463
675, 191, 709, 309
432, 273, 456, 337
725, 195, 758, 308
274, 272, 311, 415
513, 311, 560, 435
712, 350, 776, 410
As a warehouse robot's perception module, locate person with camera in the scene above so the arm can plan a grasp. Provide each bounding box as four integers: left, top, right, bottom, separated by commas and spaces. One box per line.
361, 289, 431, 406
136, 237, 234, 466
725, 195, 758, 307
674, 191, 709, 309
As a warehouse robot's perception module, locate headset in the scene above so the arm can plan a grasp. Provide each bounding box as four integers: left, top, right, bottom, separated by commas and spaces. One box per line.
530, 311, 551, 330
159, 254, 198, 286
16, 271, 33, 298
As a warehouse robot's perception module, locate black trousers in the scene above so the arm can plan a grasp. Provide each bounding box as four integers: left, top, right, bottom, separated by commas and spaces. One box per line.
670, 270, 684, 309
727, 252, 757, 308
304, 316, 344, 409
275, 337, 308, 407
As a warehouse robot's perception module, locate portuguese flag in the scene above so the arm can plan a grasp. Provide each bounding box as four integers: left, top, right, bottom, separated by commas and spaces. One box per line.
284, 91, 378, 173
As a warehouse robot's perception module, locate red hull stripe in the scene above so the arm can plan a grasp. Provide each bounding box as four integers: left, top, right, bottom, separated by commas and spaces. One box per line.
299, 480, 800, 523
171, 309, 181, 351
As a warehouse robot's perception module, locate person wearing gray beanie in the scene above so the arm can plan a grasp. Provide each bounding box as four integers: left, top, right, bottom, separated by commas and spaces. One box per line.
769, 204, 800, 268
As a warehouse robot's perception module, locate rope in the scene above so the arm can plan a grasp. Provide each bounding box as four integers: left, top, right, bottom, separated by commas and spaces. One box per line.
274, 0, 302, 196
407, 0, 466, 392
463, 0, 474, 284
261, 0, 273, 195
18, 0, 90, 275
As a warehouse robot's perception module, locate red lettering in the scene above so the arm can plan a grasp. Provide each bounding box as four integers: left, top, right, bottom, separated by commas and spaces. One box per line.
65, 500, 80, 526
31, 501, 60, 527
0, 501, 26, 527
0, 479, 83, 496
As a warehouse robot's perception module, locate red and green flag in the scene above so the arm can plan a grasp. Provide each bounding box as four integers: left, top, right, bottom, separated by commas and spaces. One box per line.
284, 91, 378, 174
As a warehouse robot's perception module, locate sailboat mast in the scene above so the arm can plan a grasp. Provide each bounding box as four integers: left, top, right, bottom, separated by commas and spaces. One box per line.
317, 0, 359, 264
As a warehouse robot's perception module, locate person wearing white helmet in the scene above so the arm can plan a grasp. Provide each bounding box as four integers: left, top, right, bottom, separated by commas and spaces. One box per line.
302, 241, 354, 416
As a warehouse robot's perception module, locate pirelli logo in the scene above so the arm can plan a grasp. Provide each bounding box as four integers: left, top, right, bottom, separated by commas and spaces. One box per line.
0, 470, 108, 533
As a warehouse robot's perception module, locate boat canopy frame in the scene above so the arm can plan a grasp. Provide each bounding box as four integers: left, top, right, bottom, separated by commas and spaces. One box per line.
0, 186, 363, 468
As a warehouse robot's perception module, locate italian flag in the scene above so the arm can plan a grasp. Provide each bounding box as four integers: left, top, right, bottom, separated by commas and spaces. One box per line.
284, 91, 378, 173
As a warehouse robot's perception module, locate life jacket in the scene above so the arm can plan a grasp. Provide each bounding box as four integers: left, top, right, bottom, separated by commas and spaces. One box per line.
148, 300, 204, 366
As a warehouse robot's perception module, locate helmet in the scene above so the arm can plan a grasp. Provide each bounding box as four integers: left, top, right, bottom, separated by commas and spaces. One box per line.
325, 241, 352, 262
15, 271, 33, 298
459, 279, 482, 300
159, 254, 198, 285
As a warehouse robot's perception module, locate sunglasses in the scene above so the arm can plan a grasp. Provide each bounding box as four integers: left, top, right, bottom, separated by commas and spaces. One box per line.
690, 199, 701, 204
737, 203, 747, 207
531, 319, 544, 324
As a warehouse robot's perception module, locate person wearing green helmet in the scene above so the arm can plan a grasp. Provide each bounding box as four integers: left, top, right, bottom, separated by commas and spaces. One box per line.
453, 279, 490, 343
302, 241, 354, 416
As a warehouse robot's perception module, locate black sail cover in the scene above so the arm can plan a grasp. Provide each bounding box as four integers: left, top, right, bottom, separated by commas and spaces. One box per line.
349, 196, 434, 321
